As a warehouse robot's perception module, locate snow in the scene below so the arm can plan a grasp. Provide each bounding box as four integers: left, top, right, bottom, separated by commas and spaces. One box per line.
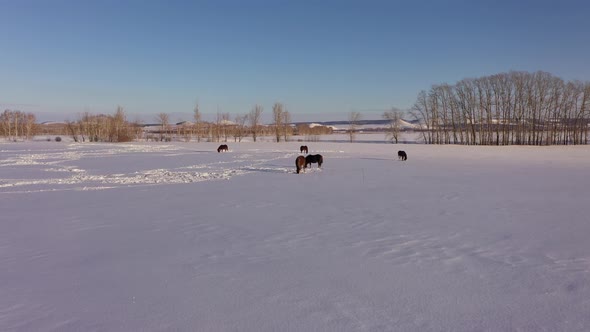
308, 123, 339, 130
353, 119, 418, 130
1, 138, 590, 331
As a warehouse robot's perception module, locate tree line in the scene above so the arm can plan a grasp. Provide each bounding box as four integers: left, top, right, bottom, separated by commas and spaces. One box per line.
410, 71, 590, 145
64, 107, 142, 142
1, 110, 38, 140
10, 70, 587, 146
13, 102, 332, 143
161, 102, 331, 143
158, 102, 329, 143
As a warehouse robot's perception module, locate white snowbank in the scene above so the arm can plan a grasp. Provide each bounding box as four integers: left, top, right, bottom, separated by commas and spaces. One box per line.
1, 140, 590, 331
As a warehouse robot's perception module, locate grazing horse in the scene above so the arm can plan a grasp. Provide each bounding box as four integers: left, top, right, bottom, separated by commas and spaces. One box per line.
300, 145, 308, 154
295, 156, 306, 174
305, 154, 323, 168
217, 144, 229, 153
398, 150, 407, 161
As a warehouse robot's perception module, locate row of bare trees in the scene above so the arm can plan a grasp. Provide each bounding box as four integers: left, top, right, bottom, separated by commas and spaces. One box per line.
65, 107, 142, 142
151, 103, 327, 143
271, 102, 293, 142
382, 108, 403, 143
347, 111, 362, 142
347, 109, 406, 143
185, 102, 306, 142
171, 103, 266, 143
295, 123, 333, 137
165, 112, 251, 143
45, 102, 329, 144
1, 110, 38, 140
410, 71, 590, 145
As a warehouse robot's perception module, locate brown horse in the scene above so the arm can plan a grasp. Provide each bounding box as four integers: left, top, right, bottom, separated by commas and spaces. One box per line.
300, 145, 308, 154
305, 154, 323, 168
217, 144, 228, 153
295, 156, 306, 174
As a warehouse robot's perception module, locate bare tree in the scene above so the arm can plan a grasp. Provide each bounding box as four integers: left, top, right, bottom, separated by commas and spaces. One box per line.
233, 114, 247, 142
282, 110, 292, 142
156, 113, 170, 141
221, 112, 231, 142
382, 107, 403, 143
1, 110, 12, 140
272, 102, 284, 142
110, 106, 129, 142
65, 119, 80, 142
408, 70, 590, 146
248, 104, 263, 142
13, 111, 19, 139
1, 110, 39, 141
23, 113, 37, 139
410, 91, 432, 144
213, 111, 222, 142
130, 115, 144, 141
193, 102, 203, 142
347, 111, 361, 142
77, 112, 90, 142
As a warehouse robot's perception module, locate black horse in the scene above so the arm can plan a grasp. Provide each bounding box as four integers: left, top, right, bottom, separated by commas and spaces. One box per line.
305, 154, 323, 168
300, 145, 308, 154
398, 150, 407, 161
217, 144, 228, 153
295, 156, 306, 174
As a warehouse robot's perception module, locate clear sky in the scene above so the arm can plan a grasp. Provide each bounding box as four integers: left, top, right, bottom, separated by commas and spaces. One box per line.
1, 0, 589, 122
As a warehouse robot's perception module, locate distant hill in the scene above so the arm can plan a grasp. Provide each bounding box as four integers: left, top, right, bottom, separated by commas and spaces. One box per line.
293, 119, 420, 131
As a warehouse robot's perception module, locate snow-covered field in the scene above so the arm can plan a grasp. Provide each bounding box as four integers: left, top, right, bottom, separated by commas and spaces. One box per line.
1, 138, 590, 331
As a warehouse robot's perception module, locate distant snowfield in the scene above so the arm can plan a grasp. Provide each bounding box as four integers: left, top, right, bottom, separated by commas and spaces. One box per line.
1, 138, 590, 331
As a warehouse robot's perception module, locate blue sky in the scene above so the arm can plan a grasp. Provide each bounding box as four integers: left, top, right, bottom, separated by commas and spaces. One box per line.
1, 0, 589, 122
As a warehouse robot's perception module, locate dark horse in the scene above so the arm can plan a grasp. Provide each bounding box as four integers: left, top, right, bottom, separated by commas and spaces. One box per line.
398, 150, 407, 161
300, 145, 308, 154
295, 156, 306, 174
305, 154, 323, 168
217, 144, 229, 153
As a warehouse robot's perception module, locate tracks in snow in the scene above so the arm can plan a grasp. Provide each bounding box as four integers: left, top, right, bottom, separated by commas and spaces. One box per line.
0, 144, 319, 194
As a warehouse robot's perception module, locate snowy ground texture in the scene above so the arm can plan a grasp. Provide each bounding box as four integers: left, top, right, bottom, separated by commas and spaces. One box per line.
2, 137, 590, 331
